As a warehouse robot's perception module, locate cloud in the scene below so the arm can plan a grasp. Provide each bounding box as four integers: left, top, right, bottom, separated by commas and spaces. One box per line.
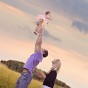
72, 20, 88, 33
1, 0, 88, 22
38, 44, 88, 88
42, 0, 88, 33
0, 0, 41, 15
44, 30, 61, 42
34, 0, 88, 22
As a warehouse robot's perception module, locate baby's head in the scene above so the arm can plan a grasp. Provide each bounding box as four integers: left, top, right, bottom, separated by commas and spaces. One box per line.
45, 11, 51, 19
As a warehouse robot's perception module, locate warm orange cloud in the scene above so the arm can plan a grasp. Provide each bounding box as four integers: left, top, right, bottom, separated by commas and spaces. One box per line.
0, 2, 27, 17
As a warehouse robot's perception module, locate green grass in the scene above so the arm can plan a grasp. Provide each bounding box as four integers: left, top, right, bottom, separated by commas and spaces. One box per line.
0, 64, 61, 88
0, 64, 43, 88
0, 63, 19, 88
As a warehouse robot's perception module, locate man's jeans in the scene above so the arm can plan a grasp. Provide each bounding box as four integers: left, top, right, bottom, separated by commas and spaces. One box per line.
15, 72, 32, 88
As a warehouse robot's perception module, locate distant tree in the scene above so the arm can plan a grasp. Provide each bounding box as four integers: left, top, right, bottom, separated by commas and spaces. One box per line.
1, 60, 24, 73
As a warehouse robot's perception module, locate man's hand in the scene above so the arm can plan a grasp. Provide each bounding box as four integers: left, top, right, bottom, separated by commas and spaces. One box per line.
38, 70, 46, 80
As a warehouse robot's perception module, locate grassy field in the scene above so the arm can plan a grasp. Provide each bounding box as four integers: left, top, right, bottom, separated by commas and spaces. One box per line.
0, 64, 61, 88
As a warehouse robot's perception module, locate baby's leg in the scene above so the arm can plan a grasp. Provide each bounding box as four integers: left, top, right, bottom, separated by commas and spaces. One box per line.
34, 19, 44, 35
34, 24, 42, 35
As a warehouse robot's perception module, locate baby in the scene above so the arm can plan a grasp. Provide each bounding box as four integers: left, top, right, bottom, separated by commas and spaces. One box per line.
34, 11, 52, 35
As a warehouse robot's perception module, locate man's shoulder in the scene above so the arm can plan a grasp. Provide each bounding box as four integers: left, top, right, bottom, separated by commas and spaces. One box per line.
34, 51, 43, 55
32, 51, 43, 61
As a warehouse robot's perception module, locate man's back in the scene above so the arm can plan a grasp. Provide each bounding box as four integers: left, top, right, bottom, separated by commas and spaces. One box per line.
23, 51, 43, 74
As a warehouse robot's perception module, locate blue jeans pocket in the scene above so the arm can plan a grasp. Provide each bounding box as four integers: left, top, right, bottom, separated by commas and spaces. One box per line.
19, 72, 32, 84
20, 73, 28, 80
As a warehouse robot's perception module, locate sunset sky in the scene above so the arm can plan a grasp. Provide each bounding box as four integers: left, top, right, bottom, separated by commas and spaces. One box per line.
0, 0, 88, 88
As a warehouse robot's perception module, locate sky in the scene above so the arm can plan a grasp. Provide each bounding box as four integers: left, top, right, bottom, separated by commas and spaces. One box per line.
0, 0, 88, 88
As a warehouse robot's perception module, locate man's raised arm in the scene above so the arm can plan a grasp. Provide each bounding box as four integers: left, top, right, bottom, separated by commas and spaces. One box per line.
34, 32, 43, 53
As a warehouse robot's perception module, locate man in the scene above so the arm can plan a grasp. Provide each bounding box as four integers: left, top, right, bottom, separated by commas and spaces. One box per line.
15, 28, 48, 88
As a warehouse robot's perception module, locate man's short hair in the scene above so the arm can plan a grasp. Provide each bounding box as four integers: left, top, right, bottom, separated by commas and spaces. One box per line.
45, 11, 50, 15
43, 50, 48, 57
